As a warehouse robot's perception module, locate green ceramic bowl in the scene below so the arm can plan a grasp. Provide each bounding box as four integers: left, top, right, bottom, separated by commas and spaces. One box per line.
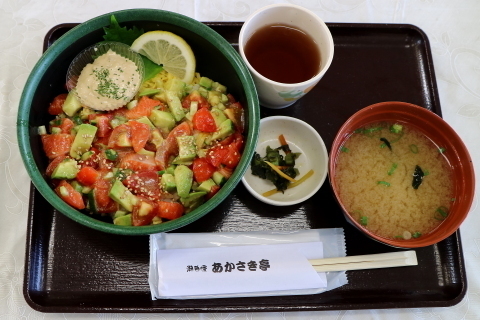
17, 9, 259, 235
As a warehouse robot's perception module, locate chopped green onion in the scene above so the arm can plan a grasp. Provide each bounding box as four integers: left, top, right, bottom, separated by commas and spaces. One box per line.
377, 181, 391, 187
359, 216, 368, 226
412, 232, 422, 238
451, 198, 456, 202
341, 146, 349, 153
387, 163, 398, 175
438, 147, 446, 153
390, 123, 403, 133
409, 144, 419, 154
423, 169, 430, 176
105, 149, 118, 161
434, 206, 449, 220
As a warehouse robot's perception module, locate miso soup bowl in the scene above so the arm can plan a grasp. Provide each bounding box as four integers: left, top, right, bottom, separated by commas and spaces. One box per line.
17, 9, 260, 235
329, 101, 475, 248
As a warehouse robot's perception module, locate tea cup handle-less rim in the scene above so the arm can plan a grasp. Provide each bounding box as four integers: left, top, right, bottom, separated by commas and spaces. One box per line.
239, 4, 334, 109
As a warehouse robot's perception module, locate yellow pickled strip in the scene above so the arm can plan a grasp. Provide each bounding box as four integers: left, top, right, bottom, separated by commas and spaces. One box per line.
264, 161, 296, 182
261, 169, 314, 197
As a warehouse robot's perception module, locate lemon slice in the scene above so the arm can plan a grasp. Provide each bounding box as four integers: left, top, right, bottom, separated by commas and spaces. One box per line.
131, 31, 196, 84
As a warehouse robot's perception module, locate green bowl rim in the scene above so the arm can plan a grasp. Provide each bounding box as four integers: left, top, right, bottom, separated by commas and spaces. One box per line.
17, 8, 259, 235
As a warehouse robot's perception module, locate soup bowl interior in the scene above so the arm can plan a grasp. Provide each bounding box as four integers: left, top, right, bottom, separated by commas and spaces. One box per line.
17, 9, 259, 235
329, 101, 475, 248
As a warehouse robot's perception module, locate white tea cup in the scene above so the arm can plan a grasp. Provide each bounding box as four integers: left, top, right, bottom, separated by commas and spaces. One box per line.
239, 4, 334, 109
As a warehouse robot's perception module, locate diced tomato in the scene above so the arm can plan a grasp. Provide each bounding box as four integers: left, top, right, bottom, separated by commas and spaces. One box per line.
46, 155, 67, 177
132, 197, 158, 226
206, 144, 229, 167
93, 177, 118, 213
55, 180, 85, 210
119, 152, 157, 171
219, 132, 244, 150
78, 148, 100, 169
231, 132, 245, 152
41, 133, 74, 159
125, 96, 160, 119
192, 107, 217, 133
155, 121, 192, 170
108, 124, 131, 149
48, 93, 68, 115
192, 157, 216, 183
58, 118, 74, 134
76, 166, 100, 186
95, 115, 113, 138
157, 201, 184, 220
128, 120, 151, 152
182, 91, 210, 109
222, 143, 241, 169
206, 184, 220, 200
123, 170, 162, 201
92, 136, 110, 151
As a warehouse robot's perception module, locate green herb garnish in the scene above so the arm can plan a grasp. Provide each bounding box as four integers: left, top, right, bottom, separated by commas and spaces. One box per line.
434, 206, 449, 220
377, 181, 391, 187
390, 123, 403, 133
387, 163, 398, 175
359, 216, 368, 226
105, 149, 118, 161
412, 232, 422, 238
438, 147, 446, 153
409, 144, 419, 154
340, 146, 349, 153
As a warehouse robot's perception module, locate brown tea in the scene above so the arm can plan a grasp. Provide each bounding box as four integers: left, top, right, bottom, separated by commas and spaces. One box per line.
244, 24, 321, 84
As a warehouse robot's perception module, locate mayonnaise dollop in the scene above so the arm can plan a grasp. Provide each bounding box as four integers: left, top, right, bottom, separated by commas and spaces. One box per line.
75, 49, 141, 111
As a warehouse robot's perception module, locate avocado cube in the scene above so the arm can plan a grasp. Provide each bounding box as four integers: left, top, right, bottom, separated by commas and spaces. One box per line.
176, 136, 196, 162
149, 109, 176, 132
62, 90, 82, 117
109, 179, 138, 212
161, 173, 176, 193
199, 76, 213, 89
51, 158, 79, 179
135, 116, 156, 129
197, 179, 216, 192
211, 107, 227, 127
208, 119, 235, 143
174, 165, 193, 198
207, 90, 222, 107
180, 191, 207, 209
165, 90, 186, 122
70, 124, 97, 159
113, 214, 132, 226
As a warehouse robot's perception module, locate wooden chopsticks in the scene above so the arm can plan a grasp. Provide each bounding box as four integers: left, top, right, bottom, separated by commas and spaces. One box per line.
309, 250, 417, 272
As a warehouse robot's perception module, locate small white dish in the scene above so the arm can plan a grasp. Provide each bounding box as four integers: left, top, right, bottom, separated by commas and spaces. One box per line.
242, 116, 328, 206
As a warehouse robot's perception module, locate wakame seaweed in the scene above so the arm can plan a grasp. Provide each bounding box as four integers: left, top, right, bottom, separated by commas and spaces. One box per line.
412, 165, 424, 189
380, 137, 392, 151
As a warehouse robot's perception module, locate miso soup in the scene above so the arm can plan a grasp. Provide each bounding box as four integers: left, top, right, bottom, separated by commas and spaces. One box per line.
334, 122, 454, 240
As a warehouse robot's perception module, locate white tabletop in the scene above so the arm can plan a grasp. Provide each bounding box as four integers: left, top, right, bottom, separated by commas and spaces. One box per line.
2, 0, 480, 318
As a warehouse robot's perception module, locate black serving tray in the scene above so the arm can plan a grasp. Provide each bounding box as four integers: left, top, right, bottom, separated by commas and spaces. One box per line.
23, 22, 466, 313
